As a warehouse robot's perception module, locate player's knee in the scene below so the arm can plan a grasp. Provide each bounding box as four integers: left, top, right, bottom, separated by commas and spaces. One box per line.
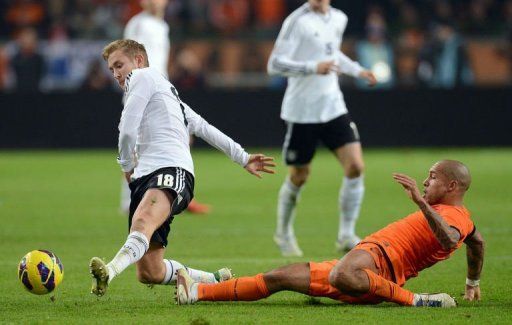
290, 169, 310, 187
328, 266, 348, 289
345, 162, 364, 178
291, 176, 307, 187
329, 266, 366, 294
130, 216, 149, 233
130, 211, 155, 234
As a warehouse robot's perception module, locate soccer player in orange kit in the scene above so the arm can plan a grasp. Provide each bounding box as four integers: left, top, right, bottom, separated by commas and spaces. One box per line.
176, 160, 485, 307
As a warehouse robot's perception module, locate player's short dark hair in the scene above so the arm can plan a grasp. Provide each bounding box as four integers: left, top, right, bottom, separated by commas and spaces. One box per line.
102, 39, 149, 66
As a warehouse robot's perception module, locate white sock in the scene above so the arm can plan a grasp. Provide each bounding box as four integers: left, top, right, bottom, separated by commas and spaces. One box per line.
338, 175, 364, 240
161, 259, 217, 285
107, 231, 149, 282
161, 259, 183, 284
276, 177, 302, 238
188, 268, 217, 283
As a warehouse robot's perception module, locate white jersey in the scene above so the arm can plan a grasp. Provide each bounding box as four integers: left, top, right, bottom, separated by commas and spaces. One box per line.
118, 67, 249, 179
267, 3, 364, 124
124, 12, 170, 78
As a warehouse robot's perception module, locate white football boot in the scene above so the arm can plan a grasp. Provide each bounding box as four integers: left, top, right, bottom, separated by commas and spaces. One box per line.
335, 235, 361, 253
176, 268, 198, 305
413, 293, 457, 308
274, 234, 303, 257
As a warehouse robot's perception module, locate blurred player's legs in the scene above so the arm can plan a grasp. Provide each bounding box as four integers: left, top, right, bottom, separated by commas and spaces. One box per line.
334, 143, 364, 252
275, 166, 308, 257
276, 117, 364, 256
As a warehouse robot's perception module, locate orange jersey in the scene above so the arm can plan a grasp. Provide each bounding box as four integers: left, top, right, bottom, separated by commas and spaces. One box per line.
362, 204, 474, 284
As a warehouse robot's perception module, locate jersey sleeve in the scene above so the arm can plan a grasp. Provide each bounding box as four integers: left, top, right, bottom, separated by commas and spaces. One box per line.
117, 70, 154, 172
336, 50, 364, 77
267, 17, 317, 76
437, 206, 475, 241
183, 103, 249, 167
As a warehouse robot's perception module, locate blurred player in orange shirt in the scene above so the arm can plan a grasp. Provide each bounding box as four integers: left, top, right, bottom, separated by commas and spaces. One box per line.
175, 160, 485, 307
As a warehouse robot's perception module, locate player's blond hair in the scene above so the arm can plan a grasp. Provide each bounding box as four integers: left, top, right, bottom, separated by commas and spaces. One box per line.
102, 39, 149, 66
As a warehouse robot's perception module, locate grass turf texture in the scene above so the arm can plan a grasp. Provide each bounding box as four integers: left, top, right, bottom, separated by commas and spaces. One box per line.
0, 148, 510, 324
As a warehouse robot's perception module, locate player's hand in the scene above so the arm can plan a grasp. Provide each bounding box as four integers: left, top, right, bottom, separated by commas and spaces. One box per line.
244, 154, 276, 178
316, 60, 337, 75
392, 173, 424, 205
464, 285, 481, 301
124, 170, 134, 183
359, 70, 378, 87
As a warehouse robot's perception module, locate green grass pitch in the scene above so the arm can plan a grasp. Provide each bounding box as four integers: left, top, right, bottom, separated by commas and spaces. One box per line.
0, 148, 511, 324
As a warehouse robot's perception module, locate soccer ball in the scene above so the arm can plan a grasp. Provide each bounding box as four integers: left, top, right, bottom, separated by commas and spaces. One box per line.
18, 250, 64, 295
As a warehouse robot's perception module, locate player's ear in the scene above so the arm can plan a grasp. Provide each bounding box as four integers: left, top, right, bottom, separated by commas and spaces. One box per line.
447, 180, 457, 192
134, 53, 145, 68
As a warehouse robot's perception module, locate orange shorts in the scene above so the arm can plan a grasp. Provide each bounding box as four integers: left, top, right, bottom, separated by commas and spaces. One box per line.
308, 242, 397, 304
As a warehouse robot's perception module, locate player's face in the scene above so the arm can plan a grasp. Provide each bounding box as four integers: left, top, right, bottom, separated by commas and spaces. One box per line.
107, 49, 138, 89
422, 163, 450, 204
308, 0, 330, 13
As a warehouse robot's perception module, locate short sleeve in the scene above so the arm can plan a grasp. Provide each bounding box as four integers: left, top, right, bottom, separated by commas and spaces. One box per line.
436, 205, 474, 241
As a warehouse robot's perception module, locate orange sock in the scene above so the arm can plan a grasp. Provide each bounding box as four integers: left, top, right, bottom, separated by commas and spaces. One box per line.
363, 269, 414, 306
198, 273, 270, 301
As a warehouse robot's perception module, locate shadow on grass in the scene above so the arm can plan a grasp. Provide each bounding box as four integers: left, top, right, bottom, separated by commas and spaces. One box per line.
194, 296, 402, 309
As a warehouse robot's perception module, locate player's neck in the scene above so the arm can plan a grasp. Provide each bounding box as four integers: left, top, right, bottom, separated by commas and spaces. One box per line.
146, 10, 165, 20
309, 4, 329, 15
438, 196, 464, 207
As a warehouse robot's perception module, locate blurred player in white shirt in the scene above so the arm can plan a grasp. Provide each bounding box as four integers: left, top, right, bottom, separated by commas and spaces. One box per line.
124, 0, 169, 77
89, 40, 275, 297
268, 0, 377, 256
121, 0, 211, 214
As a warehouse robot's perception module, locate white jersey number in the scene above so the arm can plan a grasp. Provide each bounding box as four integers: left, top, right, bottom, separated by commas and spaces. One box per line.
157, 174, 174, 187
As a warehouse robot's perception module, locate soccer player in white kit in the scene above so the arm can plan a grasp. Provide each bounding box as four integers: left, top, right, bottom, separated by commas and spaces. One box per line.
124, 0, 170, 78
268, 0, 377, 257
121, 0, 211, 214
89, 40, 275, 297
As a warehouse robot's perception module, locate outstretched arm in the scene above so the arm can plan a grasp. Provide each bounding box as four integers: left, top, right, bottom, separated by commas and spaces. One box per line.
336, 51, 377, 86
184, 104, 275, 178
463, 229, 485, 301
392, 173, 460, 250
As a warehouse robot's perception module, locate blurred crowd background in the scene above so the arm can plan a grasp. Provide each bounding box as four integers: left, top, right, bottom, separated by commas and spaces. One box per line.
1, 0, 511, 92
